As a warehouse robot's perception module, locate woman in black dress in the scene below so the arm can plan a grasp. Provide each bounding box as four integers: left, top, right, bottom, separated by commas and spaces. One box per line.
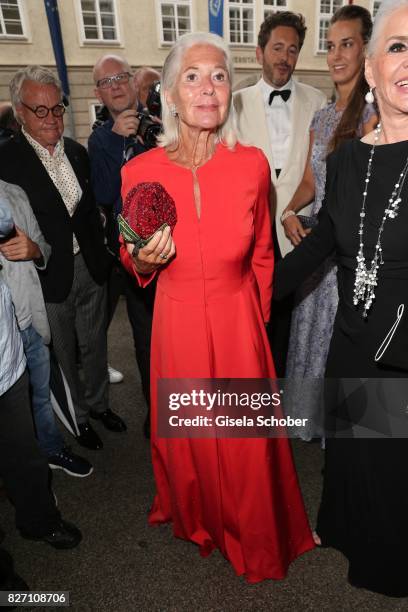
275, 0, 408, 598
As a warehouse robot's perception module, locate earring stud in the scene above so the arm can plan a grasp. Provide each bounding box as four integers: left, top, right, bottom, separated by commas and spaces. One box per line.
365, 87, 375, 104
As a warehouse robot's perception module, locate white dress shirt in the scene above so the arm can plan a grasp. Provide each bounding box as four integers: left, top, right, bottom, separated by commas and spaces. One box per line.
259, 77, 293, 172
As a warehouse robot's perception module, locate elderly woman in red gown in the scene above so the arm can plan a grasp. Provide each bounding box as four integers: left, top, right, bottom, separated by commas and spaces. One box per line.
120, 31, 314, 583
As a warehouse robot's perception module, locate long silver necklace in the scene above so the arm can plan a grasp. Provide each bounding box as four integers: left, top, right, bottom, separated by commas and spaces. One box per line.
353, 123, 408, 317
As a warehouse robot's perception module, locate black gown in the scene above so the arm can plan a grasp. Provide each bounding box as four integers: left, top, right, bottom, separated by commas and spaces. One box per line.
275, 139, 408, 598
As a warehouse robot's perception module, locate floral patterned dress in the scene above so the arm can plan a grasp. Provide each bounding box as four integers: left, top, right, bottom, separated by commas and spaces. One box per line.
284, 102, 375, 440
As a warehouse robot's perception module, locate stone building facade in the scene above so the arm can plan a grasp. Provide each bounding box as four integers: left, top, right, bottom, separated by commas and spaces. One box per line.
0, 0, 381, 145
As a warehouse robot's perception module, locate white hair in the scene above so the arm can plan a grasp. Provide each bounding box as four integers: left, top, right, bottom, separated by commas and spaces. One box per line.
158, 32, 237, 149
367, 0, 408, 56
9, 65, 62, 118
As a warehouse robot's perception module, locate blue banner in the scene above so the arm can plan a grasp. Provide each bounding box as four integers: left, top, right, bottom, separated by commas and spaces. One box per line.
44, 0, 70, 96
208, 0, 224, 37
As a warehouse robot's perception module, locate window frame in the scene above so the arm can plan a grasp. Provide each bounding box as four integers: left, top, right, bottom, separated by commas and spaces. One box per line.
156, 0, 193, 46
76, 0, 121, 46
263, 0, 289, 21
226, 0, 256, 47
370, 0, 382, 18
0, 0, 28, 40
88, 101, 105, 130
315, 0, 346, 55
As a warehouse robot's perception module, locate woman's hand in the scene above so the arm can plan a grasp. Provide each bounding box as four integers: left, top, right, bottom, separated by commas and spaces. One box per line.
283, 215, 311, 247
126, 225, 176, 274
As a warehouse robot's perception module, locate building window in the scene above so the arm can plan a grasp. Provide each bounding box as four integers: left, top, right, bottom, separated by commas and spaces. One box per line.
316, 0, 345, 53
228, 0, 255, 45
264, 0, 288, 20
371, 1, 381, 17
79, 0, 119, 42
89, 102, 105, 129
0, 0, 25, 38
158, 1, 191, 44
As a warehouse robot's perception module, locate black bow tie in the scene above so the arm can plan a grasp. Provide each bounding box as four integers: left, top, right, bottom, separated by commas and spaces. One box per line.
269, 89, 291, 104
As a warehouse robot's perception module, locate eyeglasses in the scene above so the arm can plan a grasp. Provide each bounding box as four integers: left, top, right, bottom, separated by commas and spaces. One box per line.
21, 101, 66, 119
96, 72, 132, 89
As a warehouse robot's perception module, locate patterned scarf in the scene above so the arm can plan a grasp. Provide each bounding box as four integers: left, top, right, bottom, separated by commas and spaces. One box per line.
23, 128, 81, 253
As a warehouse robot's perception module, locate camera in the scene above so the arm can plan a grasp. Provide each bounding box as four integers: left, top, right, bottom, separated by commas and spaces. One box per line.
136, 113, 161, 150
146, 80, 161, 118
124, 80, 162, 161
135, 80, 162, 150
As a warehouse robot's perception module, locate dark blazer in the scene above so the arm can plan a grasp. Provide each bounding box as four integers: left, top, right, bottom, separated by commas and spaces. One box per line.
0, 133, 112, 303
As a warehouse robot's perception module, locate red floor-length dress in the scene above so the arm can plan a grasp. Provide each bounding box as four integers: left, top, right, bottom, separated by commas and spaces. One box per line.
121, 142, 314, 583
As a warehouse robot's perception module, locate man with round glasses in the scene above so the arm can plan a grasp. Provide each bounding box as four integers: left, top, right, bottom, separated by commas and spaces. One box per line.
0, 65, 126, 451
20, 101, 66, 118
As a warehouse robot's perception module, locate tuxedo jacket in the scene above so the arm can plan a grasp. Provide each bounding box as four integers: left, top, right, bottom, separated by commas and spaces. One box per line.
0, 133, 111, 303
234, 79, 326, 257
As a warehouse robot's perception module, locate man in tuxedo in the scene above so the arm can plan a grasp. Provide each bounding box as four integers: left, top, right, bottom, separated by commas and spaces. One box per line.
0, 65, 126, 450
234, 11, 326, 376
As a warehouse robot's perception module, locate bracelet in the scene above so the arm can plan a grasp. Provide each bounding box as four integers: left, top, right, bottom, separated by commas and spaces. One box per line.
280, 209, 296, 224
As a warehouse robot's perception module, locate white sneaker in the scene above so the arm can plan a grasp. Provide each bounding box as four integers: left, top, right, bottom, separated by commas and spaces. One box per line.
108, 364, 124, 384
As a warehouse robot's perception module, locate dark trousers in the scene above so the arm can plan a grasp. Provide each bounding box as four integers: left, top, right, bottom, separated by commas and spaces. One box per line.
0, 546, 13, 588
0, 372, 60, 536
105, 259, 154, 407
269, 221, 294, 378
123, 272, 155, 406
107, 260, 124, 328
46, 253, 109, 424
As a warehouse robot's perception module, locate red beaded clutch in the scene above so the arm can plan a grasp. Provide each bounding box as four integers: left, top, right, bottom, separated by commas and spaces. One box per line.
118, 182, 177, 248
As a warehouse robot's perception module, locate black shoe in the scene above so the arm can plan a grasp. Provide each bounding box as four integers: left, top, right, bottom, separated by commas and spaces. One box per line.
21, 520, 82, 550
90, 409, 127, 432
76, 422, 103, 450
48, 447, 93, 477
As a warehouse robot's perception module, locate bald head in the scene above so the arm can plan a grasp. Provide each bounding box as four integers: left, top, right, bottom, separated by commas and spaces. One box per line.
134, 67, 161, 107
93, 54, 138, 118
93, 54, 132, 84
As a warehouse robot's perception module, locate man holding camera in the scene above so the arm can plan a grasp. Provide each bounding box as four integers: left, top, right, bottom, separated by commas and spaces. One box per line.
88, 54, 157, 434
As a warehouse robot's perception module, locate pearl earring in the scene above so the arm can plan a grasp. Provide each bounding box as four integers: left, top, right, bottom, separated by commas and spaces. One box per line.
169, 103, 177, 117
365, 87, 375, 104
